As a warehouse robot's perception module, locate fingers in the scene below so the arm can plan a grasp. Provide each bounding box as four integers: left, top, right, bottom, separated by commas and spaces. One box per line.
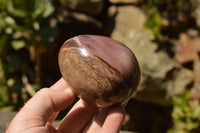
83, 108, 109, 133
83, 107, 125, 133
8, 79, 75, 132
22, 88, 75, 124
101, 107, 125, 133
57, 99, 98, 133
48, 112, 60, 123
48, 78, 70, 123
8, 77, 125, 133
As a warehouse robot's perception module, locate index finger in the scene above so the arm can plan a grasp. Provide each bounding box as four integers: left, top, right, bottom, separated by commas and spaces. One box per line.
48, 77, 73, 123
8, 79, 75, 132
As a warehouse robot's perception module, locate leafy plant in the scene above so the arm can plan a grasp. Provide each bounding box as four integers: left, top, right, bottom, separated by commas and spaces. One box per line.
144, 8, 162, 38
144, 0, 189, 38
168, 91, 200, 133
0, 0, 58, 111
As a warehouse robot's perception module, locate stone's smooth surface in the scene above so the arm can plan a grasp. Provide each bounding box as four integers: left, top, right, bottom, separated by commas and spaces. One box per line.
58, 35, 140, 107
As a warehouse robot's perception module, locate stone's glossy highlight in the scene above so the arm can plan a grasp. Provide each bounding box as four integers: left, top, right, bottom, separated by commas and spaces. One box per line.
58, 35, 140, 107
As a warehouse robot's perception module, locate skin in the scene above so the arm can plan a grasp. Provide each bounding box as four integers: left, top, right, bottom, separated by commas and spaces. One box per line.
6, 78, 125, 133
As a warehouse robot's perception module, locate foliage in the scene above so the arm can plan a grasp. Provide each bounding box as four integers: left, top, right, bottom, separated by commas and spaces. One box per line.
144, 0, 189, 38
144, 8, 162, 37
144, 1, 200, 131
168, 91, 200, 133
0, 0, 58, 111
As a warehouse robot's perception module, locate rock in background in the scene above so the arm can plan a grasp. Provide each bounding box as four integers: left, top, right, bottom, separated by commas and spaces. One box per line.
105, 5, 193, 106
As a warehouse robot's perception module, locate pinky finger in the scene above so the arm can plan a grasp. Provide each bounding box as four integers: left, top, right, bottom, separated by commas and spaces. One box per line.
100, 107, 125, 133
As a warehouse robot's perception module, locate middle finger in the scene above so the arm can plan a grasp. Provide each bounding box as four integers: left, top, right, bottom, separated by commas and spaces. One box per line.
57, 99, 98, 133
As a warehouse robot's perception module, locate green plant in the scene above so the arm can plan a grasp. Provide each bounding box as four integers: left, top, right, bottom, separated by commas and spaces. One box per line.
144, 0, 189, 38
168, 91, 200, 133
144, 8, 162, 38
0, 0, 58, 111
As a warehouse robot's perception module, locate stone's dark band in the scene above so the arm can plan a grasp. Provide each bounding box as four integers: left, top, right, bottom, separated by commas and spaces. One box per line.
60, 47, 129, 107
58, 35, 141, 107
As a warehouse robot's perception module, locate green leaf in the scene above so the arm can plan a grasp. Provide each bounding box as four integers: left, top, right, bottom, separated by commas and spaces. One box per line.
192, 106, 200, 119
7, 0, 54, 20
7, 78, 15, 87
42, 3, 54, 18
7, 78, 22, 94
32, 0, 54, 20
33, 21, 40, 31
0, 0, 7, 10
5, 16, 16, 26
144, 9, 162, 37
5, 27, 13, 34
12, 31, 22, 39
11, 40, 25, 50
7, 0, 27, 17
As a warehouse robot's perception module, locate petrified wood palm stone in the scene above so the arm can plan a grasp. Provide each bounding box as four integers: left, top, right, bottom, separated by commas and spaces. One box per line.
58, 35, 140, 107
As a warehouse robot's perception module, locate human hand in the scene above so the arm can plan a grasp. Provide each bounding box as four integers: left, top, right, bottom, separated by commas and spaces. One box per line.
6, 78, 125, 133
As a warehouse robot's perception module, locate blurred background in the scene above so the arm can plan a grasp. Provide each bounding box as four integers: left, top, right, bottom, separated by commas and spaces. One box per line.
0, 0, 200, 132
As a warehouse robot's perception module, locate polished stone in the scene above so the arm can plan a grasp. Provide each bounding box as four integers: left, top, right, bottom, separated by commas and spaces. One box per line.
59, 35, 140, 107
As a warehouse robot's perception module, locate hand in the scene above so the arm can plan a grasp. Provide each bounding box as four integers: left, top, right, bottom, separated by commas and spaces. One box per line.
6, 78, 125, 133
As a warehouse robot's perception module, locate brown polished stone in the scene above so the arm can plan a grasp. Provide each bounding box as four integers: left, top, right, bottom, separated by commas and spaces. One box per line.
58, 35, 140, 107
